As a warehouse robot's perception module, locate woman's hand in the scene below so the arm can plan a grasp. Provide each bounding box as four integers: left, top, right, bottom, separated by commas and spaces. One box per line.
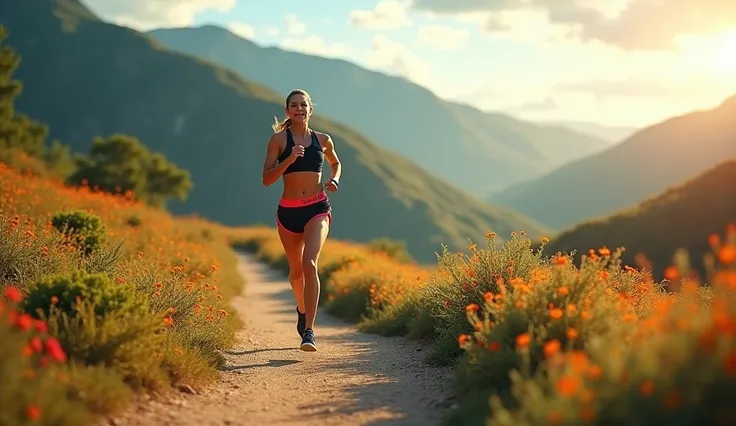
325, 178, 339, 192
286, 145, 305, 164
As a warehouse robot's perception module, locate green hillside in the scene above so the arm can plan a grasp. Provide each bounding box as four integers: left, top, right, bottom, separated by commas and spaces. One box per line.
147, 25, 609, 196
489, 95, 736, 230
544, 159, 736, 281
0, 0, 550, 262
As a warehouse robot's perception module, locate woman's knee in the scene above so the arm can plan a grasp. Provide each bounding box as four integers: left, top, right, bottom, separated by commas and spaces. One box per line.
301, 257, 318, 275
288, 267, 304, 282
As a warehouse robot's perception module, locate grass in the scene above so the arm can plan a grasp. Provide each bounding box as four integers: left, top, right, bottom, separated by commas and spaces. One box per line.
239, 222, 736, 425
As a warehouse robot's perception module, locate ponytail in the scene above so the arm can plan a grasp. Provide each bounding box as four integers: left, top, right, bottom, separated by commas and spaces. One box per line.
272, 116, 292, 133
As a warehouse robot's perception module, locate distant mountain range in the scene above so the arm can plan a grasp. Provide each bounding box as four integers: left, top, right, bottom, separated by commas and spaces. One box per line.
489, 95, 736, 230
541, 120, 638, 144
147, 25, 611, 196
0, 0, 550, 262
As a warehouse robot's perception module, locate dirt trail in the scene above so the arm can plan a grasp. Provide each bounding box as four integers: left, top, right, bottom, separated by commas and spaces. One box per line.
109, 252, 454, 426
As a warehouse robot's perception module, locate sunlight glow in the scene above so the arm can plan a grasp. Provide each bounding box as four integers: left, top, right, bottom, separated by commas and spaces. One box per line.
712, 30, 736, 72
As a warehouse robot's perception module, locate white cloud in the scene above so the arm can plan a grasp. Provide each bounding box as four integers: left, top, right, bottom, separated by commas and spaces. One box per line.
286, 14, 307, 35
417, 25, 471, 50
84, 0, 236, 30
368, 35, 433, 86
349, 0, 413, 30
265, 27, 280, 37
278, 13, 347, 58
280, 36, 349, 58
411, 0, 736, 51
483, 8, 575, 44
227, 22, 255, 40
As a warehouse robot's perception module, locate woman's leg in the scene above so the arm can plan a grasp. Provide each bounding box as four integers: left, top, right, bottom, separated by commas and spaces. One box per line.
277, 224, 306, 330
300, 214, 331, 347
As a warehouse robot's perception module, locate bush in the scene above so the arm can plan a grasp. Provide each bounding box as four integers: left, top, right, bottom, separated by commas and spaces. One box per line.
0, 214, 80, 288
51, 210, 108, 255
43, 300, 169, 391
446, 246, 655, 424
0, 286, 92, 426
410, 232, 552, 365
21, 269, 148, 320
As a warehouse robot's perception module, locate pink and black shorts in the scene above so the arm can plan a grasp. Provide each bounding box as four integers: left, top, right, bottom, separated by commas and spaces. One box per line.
276, 191, 332, 234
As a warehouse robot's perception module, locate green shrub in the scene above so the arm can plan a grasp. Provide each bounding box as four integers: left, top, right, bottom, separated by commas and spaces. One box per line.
411, 232, 549, 365
43, 300, 168, 391
0, 214, 81, 289
51, 210, 108, 255
0, 286, 92, 426
21, 269, 148, 320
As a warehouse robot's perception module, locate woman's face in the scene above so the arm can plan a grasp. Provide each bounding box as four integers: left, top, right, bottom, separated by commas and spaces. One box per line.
286, 93, 312, 123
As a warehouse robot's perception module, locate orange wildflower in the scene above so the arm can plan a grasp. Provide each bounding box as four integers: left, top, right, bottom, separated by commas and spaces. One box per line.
556, 375, 580, 397
543, 339, 561, 358
549, 308, 564, 320
718, 245, 736, 265
515, 333, 531, 350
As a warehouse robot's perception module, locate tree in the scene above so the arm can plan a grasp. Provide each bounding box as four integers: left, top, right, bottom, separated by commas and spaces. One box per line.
0, 26, 49, 157
68, 133, 193, 208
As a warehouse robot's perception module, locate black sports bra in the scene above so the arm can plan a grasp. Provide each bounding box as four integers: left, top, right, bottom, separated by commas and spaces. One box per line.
277, 129, 324, 174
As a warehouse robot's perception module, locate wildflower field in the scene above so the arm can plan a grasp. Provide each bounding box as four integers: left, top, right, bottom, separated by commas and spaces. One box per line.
0, 162, 244, 425
237, 222, 736, 426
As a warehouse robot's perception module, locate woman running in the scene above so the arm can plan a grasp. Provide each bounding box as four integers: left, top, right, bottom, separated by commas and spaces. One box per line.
261, 89, 342, 352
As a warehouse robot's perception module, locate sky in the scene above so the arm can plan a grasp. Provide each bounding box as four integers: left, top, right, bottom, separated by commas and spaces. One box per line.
83, 0, 736, 128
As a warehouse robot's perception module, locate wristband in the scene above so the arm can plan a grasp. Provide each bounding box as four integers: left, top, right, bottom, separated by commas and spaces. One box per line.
329, 178, 339, 188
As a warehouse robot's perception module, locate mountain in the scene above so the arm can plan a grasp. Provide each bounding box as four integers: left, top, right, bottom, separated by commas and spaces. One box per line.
544, 159, 736, 281
0, 0, 551, 263
541, 120, 638, 144
488, 95, 736, 230
146, 25, 610, 196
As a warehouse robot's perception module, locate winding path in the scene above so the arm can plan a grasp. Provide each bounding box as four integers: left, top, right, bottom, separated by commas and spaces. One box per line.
109, 252, 454, 426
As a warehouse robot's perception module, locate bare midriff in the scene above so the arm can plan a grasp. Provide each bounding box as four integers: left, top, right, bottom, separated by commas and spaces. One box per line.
281, 171, 324, 199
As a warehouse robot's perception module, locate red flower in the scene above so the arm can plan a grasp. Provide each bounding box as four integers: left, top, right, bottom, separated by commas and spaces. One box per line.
15, 314, 33, 331
44, 338, 67, 363
30, 337, 43, 353
5, 286, 22, 303
33, 320, 48, 334
26, 405, 41, 420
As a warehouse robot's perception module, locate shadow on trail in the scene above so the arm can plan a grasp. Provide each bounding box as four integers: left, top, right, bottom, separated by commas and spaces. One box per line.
223, 347, 297, 356
283, 334, 451, 426
220, 359, 301, 371
233, 251, 452, 426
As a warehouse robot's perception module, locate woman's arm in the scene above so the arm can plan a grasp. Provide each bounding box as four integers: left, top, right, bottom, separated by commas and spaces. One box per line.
262, 133, 291, 187
322, 134, 341, 190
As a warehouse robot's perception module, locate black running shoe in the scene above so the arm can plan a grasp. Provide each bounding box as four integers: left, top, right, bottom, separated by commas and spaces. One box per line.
296, 307, 306, 337
300, 328, 317, 352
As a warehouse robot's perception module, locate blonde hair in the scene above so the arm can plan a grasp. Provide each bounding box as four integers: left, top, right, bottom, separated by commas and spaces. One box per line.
272, 89, 313, 133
